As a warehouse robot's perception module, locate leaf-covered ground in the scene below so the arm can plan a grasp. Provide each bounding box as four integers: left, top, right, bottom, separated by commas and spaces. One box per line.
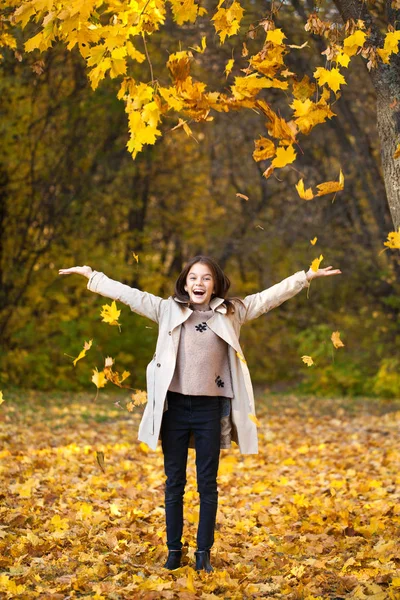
1, 391, 400, 599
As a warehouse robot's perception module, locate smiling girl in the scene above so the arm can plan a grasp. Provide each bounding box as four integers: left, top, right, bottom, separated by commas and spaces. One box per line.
59, 256, 341, 572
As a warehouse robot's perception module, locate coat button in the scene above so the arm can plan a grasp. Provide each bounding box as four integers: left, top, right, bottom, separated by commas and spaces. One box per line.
157, 363, 161, 367
168, 331, 172, 335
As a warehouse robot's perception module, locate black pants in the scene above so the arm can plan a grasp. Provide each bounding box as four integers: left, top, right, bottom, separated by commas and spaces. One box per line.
160, 391, 222, 552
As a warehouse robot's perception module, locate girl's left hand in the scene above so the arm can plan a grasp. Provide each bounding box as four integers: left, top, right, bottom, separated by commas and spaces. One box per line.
306, 266, 341, 282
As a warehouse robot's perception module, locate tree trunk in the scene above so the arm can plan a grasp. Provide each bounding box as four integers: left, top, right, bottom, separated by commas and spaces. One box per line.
374, 69, 400, 230
332, 0, 400, 231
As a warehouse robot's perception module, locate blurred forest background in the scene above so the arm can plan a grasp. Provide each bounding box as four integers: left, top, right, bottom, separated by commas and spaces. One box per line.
1, 0, 399, 398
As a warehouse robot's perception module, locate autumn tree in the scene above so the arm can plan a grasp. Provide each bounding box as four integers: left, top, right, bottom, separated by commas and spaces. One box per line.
1, 0, 399, 231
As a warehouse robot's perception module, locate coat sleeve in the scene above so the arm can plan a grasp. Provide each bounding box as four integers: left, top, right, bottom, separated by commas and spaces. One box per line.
87, 271, 165, 324
239, 270, 309, 324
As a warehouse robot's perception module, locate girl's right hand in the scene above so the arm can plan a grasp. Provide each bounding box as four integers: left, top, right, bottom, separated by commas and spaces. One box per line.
58, 265, 93, 279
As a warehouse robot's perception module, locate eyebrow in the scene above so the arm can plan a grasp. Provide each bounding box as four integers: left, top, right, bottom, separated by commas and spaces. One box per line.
188, 271, 212, 276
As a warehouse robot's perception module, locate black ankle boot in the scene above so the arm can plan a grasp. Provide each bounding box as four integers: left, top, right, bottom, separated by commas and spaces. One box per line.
164, 550, 182, 570
195, 550, 213, 573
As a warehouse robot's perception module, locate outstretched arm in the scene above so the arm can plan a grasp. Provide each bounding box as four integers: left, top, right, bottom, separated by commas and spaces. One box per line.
58, 266, 165, 323
239, 266, 341, 324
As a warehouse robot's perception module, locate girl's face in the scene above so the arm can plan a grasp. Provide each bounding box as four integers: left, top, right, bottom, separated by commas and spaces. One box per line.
184, 262, 215, 309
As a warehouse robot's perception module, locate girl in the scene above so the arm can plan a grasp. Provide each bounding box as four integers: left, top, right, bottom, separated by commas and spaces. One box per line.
59, 256, 341, 572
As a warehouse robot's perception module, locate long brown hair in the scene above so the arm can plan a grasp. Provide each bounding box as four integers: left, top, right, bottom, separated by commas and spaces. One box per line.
173, 255, 245, 315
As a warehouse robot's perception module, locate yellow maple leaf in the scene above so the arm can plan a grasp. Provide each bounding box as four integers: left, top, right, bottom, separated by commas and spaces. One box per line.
310, 254, 323, 272
225, 58, 234, 78
169, 0, 205, 25
272, 144, 296, 168
316, 169, 344, 197
291, 97, 335, 134
100, 300, 121, 327
248, 413, 261, 426
310, 237, 317, 245
301, 355, 314, 366
292, 75, 316, 101
331, 331, 345, 349
190, 35, 207, 53
73, 339, 93, 367
383, 228, 400, 250
50, 514, 69, 531
253, 137, 275, 162
336, 52, 350, 68
378, 31, 400, 63
314, 67, 346, 93
110, 502, 122, 516
0, 391, 4, 406
295, 178, 314, 200
266, 28, 286, 45
92, 368, 107, 389
393, 143, 400, 159
212, 0, 244, 44
342, 30, 366, 56
131, 390, 148, 406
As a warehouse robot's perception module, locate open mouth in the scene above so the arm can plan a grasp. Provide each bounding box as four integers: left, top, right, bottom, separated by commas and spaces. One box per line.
193, 291, 205, 297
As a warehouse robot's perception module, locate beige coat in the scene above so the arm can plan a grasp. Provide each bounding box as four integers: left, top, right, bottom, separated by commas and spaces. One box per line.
87, 270, 309, 454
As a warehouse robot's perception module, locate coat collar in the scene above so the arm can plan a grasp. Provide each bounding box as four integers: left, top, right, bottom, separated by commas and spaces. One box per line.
173, 295, 227, 314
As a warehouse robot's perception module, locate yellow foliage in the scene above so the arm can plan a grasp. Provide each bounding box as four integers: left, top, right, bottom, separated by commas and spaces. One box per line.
342, 30, 367, 57
295, 178, 314, 200
100, 300, 121, 327
73, 339, 93, 366
271, 144, 296, 168
316, 169, 344, 197
314, 67, 346, 93
331, 331, 345, 349
212, 0, 244, 44
252, 137, 275, 162
310, 254, 323, 272
266, 28, 286, 45
301, 355, 314, 366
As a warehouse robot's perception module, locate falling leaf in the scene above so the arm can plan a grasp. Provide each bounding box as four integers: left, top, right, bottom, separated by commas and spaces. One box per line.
316, 169, 344, 197
225, 58, 234, 77
132, 252, 139, 263
105, 356, 114, 368
92, 368, 107, 389
0, 391, 4, 406
131, 390, 148, 406
288, 41, 308, 49
248, 413, 261, 426
314, 67, 346, 93
253, 137, 275, 162
331, 331, 345, 349
96, 451, 105, 473
310, 237, 317, 245
310, 254, 323, 272
301, 355, 314, 366
72, 339, 93, 367
271, 144, 296, 168
190, 35, 207, 53
236, 193, 249, 201
295, 178, 314, 200
100, 300, 121, 328
394, 143, 400, 159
